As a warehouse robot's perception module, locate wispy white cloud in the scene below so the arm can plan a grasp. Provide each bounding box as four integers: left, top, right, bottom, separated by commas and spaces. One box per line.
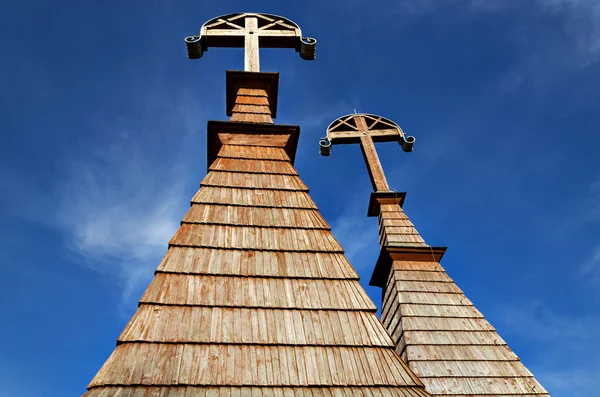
535, 368, 600, 397
580, 245, 600, 285
499, 301, 600, 341
332, 211, 378, 265
52, 89, 207, 307
55, 140, 186, 303
536, 0, 600, 58
330, 190, 379, 268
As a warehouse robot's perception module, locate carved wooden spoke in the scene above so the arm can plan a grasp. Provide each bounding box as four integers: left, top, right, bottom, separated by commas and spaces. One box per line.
185, 13, 316, 70
322, 114, 415, 192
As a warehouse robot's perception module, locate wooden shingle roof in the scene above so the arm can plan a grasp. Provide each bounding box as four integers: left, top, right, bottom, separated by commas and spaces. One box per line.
81, 73, 434, 397
372, 198, 550, 397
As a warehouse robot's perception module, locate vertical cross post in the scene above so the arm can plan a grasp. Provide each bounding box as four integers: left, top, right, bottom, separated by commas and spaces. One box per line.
355, 115, 390, 192
244, 16, 260, 72
322, 113, 415, 192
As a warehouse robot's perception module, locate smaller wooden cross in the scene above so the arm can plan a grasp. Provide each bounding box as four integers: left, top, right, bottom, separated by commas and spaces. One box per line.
322, 113, 415, 192
185, 12, 316, 71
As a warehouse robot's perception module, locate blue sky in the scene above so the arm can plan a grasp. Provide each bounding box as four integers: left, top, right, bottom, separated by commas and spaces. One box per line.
1, 0, 599, 395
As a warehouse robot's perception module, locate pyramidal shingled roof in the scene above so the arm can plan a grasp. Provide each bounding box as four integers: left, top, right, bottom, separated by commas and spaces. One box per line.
370, 198, 550, 397
81, 72, 434, 397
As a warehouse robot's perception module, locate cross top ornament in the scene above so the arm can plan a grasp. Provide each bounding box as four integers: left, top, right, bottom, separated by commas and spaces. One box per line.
185, 12, 317, 71
320, 113, 416, 192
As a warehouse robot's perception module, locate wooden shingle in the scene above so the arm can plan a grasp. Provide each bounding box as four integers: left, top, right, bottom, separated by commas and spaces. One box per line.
83, 136, 432, 396
375, 204, 550, 396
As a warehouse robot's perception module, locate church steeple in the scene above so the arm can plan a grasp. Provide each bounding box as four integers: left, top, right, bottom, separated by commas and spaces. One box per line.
81, 13, 434, 397
323, 112, 550, 397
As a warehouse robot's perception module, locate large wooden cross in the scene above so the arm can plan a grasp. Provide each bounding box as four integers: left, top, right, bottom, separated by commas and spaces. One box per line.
323, 113, 415, 192
185, 13, 316, 71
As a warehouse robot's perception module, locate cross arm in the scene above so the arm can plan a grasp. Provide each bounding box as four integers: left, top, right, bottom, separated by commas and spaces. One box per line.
321, 114, 415, 154
319, 113, 416, 192
200, 29, 297, 48
185, 12, 316, 62
327, 129, 405, 144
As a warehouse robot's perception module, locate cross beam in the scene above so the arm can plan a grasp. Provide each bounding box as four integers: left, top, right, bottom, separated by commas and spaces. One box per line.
185, 13, 316, 71
322, 114, 415, 192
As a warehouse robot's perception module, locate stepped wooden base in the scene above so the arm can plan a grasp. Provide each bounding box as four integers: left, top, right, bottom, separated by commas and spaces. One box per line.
226, 71, 279, 118
207, 121, 300, 169
369, 245, 447, 287
367, 191, 406, 217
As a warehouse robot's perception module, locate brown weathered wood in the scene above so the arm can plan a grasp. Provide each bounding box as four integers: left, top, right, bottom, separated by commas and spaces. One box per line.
192, 187, 316, 209
328, 129, 402, 143
218, 134, 290, 148
209, 158, 298, 174
217, 145, 289, 161
182, 205, 327, 228
232, 104, 272, 113
245, 17, 259, 72
140, 274, 375, 310
404, 330, 507, 346
85, 387, 435, 397
82, 105, 436, 396
156, 248, 358, 279
359, 133, 389, 192
169, 224, 344, 251
200, 13, 304, 73
379, 255, 549, 397
200, 171, 309, 191
204, 29, 297, 38
326, 114, 412, 193
89, 344, 426, 387
353, 115, 389, 192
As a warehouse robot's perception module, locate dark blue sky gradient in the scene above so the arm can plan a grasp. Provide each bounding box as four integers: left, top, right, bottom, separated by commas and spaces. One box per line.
1, 1, 599, 396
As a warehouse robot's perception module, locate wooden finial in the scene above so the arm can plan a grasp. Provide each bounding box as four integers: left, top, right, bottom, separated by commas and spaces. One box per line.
322, 113, 415, 192
185, 13, 317, 71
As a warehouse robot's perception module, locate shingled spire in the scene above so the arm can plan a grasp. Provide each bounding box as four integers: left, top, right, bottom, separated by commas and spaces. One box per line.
81, 13, 435, 397
323, 113, 550, 397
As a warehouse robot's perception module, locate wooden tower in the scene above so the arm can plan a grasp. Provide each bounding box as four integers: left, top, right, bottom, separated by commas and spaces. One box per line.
81, 13, 436, 397
323, 114, 550, 397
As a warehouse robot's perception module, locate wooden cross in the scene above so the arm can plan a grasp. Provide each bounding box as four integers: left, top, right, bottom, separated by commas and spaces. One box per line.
185, 13, 316, 71
323, 113, 415, 192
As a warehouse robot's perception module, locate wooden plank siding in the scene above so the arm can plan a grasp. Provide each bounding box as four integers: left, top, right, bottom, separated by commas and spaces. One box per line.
85, 387, 432, 397
182, 205, 330, 229
192, 187, 317, 209
83, 138, 433, 397
89, 345, 423, 387
378, 206, 428, 249
376, 222, 549, 396
209, 158, 298, 175
170, 224, 343, 252
229, 87, 273, 124
156, 248, 357, 279
201, 171, 309, 191
140, 274, 376, 310
217, 145, 291, 161
119, 306, 394, 346
371, 196, 549, 396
